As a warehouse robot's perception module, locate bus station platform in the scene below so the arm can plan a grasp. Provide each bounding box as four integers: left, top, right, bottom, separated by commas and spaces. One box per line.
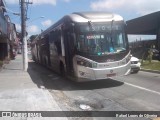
0, 54, 67, 120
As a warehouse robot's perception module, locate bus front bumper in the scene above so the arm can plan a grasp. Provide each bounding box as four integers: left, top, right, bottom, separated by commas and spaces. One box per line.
75, 62, 131, 82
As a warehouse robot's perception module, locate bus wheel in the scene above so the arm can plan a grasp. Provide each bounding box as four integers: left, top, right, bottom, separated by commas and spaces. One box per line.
60, 63, 66, 77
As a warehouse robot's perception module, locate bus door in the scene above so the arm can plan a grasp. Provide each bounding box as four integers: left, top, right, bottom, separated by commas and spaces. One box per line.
50, 30, 61, 72
45, 35, 51, 66
37, 43, 41, 63
63, 29, 75, 76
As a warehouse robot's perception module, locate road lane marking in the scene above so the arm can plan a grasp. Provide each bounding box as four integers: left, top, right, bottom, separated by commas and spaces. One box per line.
153, 118, 160, 120
124, 82, 160, 95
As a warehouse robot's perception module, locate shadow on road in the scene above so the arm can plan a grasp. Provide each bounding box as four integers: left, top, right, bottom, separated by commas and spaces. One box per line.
27, 61, 124, 91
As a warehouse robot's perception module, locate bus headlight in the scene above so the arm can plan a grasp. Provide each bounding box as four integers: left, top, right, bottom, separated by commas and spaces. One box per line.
92, 63, 97, 68
77, 59, 92, 68
77, 59, 97, 68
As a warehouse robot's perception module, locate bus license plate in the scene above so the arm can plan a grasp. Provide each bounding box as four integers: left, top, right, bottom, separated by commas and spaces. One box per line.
107, 73, 116, 77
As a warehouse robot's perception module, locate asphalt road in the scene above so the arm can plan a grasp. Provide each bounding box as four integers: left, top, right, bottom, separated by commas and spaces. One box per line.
28, 60, 160, 120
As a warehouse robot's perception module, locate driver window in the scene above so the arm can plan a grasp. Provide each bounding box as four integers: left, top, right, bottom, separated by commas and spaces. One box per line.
77, 35, 85, 51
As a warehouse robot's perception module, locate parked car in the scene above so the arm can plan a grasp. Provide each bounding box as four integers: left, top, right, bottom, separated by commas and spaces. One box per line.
131, 56, 141, 73
143, 48, 160, 61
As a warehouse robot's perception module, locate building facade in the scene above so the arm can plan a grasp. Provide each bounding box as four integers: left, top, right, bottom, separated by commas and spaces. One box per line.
126, 11, 160, 51
0, 0, 8, 61
0, 0, 18, 61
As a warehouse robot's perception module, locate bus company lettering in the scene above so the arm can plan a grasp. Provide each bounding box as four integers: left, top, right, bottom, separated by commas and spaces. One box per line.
81, 25, 111, 32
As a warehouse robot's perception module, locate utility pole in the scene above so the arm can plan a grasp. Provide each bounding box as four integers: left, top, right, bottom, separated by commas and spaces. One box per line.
20, 0, 32, 71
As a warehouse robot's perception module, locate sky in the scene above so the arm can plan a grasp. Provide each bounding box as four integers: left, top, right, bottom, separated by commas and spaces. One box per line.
4, 0, 160, 41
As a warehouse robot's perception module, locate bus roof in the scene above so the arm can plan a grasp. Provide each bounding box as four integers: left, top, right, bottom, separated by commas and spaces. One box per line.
41, 11, 124, 36
70, 12, 123, 22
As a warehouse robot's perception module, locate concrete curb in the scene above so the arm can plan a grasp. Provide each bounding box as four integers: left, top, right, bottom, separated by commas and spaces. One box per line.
0, 59, 10, 71
0, 64, 5, 71
0, 67, 2, 71
140, 68, 160, 74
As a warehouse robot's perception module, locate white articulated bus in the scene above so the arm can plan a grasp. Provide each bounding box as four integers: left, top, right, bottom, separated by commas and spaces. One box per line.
31, 12, 131, 82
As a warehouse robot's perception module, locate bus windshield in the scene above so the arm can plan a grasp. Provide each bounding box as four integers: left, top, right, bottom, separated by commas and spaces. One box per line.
76, 22, 127, 56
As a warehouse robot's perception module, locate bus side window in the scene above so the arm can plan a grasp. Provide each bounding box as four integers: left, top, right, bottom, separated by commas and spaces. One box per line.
54, 29, 62, 55
77, 35, 85, 51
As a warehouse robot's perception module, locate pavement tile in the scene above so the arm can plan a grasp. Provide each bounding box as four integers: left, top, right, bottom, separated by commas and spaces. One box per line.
0, 55, 68, 120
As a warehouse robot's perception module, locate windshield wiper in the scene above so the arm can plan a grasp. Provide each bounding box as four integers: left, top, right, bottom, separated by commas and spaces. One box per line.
88, 21, 95, 31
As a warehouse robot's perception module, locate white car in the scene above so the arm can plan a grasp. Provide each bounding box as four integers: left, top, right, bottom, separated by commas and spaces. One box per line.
131, 56, 141, 73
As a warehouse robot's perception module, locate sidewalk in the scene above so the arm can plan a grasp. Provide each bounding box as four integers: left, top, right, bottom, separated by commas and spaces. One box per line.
0, 55, 67, 120
140, 68, 160, 74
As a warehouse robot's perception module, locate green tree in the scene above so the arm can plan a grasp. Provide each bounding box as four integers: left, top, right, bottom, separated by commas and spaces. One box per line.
148, 49, 153, 63
29, 35, 38, 42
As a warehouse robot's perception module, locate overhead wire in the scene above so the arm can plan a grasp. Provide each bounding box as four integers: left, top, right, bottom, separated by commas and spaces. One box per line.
3, 0, 21, 24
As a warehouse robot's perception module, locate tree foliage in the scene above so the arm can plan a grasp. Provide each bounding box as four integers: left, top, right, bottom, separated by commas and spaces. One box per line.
29, 35, 38, 42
